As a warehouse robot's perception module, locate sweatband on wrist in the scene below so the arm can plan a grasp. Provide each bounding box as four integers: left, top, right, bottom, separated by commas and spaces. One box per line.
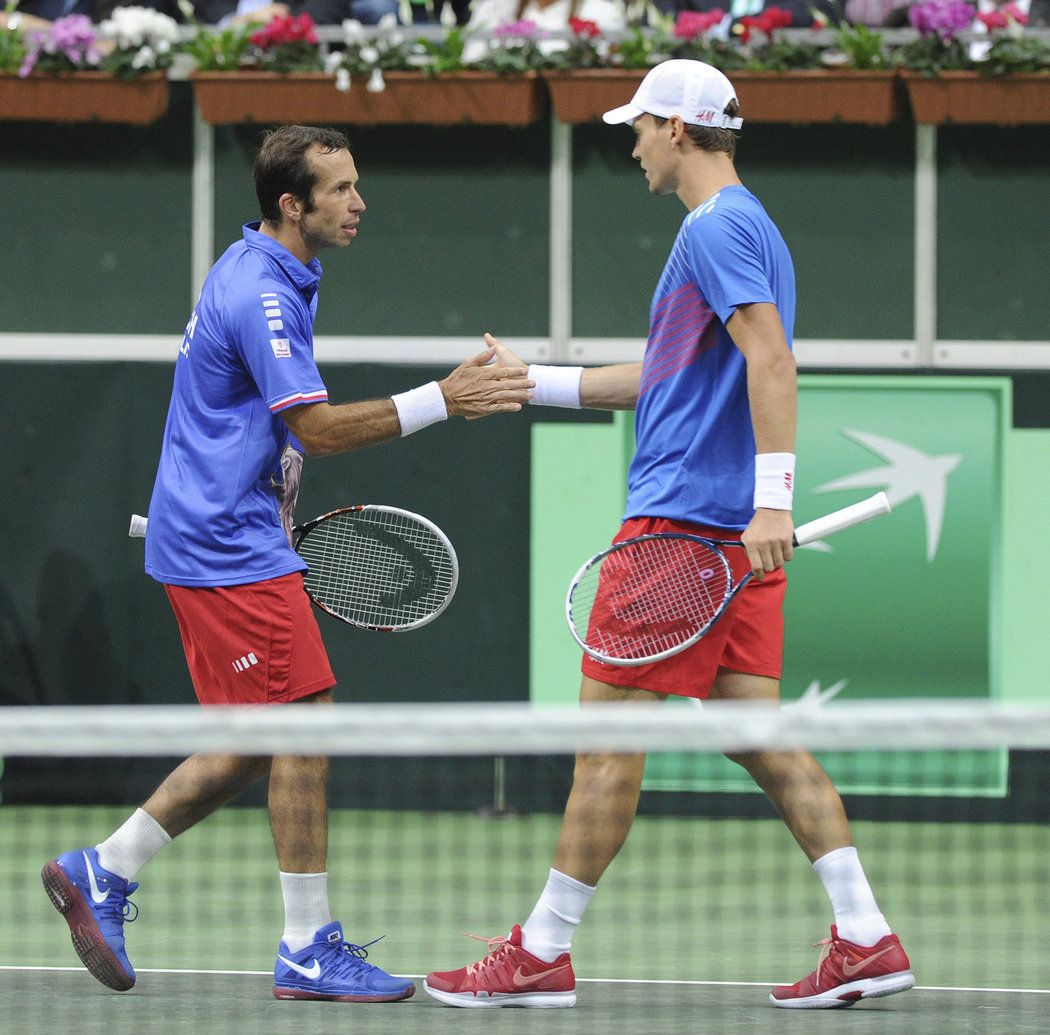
754, 452, 795, 511
528, 365, 583, 409
391, 381, 447, 437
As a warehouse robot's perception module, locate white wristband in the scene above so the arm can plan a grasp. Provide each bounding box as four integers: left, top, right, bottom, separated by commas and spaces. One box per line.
754, 452, 795, 511
391, 381, 448, 437
527, 364, 583, 409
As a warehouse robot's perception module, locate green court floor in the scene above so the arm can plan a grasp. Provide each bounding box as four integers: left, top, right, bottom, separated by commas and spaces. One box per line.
2, 806, 1048, 1032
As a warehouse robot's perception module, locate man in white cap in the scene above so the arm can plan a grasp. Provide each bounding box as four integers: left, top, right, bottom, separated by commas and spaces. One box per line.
423, 60, 913, 1011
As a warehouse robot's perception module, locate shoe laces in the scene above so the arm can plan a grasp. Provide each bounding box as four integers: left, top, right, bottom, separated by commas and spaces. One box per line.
810, 936, 836, 982
96, 886, 139, 929
324, 935, 387, 978
462, 933, 511, 978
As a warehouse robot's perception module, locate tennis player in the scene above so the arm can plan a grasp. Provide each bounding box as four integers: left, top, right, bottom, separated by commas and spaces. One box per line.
41, 125, 533, 1003
424, 61, 914, 1010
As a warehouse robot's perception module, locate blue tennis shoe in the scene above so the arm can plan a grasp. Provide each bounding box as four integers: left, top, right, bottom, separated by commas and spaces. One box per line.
273, 922, 415, 1002
42, 847, 139, 991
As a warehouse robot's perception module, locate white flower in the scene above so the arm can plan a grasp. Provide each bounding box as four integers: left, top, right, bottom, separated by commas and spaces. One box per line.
360, 44, 379, 63
342, 18, 365, 42
377, 13, 398, 29
366, 67, 385, 92
324, 50, 343, 72
132, 44, 156, 69
335, 67, 351, 92
100, 6, 179, 52
177, 0, 196, 20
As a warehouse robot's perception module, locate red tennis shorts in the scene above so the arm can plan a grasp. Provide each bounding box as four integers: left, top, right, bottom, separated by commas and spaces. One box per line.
580, 516, 787, 700
164, 572, 336, 706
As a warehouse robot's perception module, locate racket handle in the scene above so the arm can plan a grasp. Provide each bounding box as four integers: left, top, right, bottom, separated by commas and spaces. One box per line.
793, 492, 891, 547
129, 514, 148, 538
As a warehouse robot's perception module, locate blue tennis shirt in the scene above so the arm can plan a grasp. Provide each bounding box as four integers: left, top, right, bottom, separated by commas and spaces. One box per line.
145, 223, 329, 587
625, 186, 796, 531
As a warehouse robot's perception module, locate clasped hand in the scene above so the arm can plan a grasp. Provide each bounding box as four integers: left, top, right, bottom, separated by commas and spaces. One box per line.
439, 347, 534, 419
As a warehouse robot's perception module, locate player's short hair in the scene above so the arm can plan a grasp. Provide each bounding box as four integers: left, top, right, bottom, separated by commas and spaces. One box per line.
654, 100, 741, 159
254, 126, 351, 225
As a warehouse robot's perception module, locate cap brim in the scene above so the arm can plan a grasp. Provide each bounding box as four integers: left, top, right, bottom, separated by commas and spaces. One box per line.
602, 103, 643, 125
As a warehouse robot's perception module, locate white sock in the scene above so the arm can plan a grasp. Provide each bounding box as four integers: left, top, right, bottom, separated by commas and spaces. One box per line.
520, 868, 596, 963
813, 846, 892, 947
96, 808, 172, 881
279, 871, 332, 952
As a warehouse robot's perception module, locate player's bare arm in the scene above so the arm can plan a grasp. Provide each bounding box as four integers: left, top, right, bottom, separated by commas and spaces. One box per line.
484, 332, 642, 411
726, 301, 797, 578
282, 348, 534, 457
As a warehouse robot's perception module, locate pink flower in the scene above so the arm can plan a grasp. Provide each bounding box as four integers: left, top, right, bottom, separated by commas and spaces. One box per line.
977, 2, 1028, 28
493, 19, 544, 37
673, 9, 725, 39
569, 16, 601, 37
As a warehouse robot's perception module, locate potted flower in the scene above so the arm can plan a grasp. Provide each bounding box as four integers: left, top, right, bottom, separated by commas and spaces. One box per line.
897, 0, 1050, 124
541, 16, 648, 123
716, 8, 899, 124
322, 18, 546, 126
541, 11, 744, 124
0, 6, 173, 123
318, 19, 544, 126
188, 12, 339, 125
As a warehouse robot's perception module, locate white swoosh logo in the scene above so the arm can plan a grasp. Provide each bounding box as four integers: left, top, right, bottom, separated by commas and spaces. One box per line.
277, 955, 321, 980
83, 851, 110, 904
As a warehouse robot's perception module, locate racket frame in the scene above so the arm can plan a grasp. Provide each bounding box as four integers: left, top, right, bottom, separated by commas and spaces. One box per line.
293, 504, 459, 632
565, 492, 891, 667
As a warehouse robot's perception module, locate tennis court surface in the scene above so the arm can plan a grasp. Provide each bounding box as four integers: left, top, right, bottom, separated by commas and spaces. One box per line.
2, 702, 1048, 1033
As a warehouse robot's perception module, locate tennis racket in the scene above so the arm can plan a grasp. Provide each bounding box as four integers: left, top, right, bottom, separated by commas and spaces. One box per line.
128, 505, 458, 632
566, 492, 891, 667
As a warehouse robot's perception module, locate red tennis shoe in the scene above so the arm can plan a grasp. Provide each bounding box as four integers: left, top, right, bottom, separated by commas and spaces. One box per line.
770, 926, 914, 1009
424, 924, 576, 1008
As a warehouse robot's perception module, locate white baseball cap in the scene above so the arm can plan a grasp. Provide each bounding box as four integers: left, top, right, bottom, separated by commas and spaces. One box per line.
603, 59, 743, 130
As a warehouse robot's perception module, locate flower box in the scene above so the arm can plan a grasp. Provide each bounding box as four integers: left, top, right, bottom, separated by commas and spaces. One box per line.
543, 69, 645, 123
543, 69, 903, 126
0, 71, 169, 124
727, 70, 903, 126
190, 70, 545, 127
901, 71, 1050, 125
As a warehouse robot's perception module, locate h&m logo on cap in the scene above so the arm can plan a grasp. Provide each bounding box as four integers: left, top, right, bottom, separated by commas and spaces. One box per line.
694, 110, 717, 124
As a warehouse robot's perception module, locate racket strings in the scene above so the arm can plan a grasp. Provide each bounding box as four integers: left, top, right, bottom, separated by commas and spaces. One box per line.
299, 511, 455, 627
574, 537, 732, 662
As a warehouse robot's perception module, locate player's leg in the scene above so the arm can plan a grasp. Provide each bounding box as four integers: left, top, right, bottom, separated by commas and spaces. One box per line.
424, 677, 664, 1009
267, 689, 414, 1004
710, 668, 914, 1008
41, 750, 270, 991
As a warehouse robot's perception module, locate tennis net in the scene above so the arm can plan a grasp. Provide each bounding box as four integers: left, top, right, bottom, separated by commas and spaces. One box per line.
2, 700, 1048, 1031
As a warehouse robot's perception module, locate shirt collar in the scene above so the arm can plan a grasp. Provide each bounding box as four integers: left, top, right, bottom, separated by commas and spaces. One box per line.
242, 222, 323, 295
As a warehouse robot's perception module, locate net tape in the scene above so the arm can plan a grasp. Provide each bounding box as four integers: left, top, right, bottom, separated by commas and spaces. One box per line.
3, 701, 1050, 757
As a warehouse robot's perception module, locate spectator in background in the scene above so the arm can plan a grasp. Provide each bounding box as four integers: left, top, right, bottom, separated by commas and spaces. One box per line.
191, 0, 394, 27
0, 0, 99, 32
648, 0, 842, 29
464, 0, 627, 61
407, 0, 472, 25
0, 0, 389, 29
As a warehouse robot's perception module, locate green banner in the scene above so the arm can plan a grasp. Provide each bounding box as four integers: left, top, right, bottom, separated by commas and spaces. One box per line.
531, 377, 1008, 797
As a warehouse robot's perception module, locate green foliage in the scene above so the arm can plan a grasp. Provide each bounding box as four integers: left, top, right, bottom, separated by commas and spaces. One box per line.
416, 25, 466, 74
181, 26, 254, 72
835, 23, 889, 70
893, 32, 973, 74
746, 37, 825, 71
980, 35, 1050, 76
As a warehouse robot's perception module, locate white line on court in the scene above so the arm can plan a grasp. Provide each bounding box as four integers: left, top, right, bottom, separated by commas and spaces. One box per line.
1, 966, 1048, 995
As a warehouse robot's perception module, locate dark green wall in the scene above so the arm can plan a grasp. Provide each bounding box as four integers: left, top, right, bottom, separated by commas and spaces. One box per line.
3, 88, 1049, 339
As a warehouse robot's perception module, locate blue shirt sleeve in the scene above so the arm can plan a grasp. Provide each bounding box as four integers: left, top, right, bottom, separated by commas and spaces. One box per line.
683, 200, 776, 327
226, 278, 329, 414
